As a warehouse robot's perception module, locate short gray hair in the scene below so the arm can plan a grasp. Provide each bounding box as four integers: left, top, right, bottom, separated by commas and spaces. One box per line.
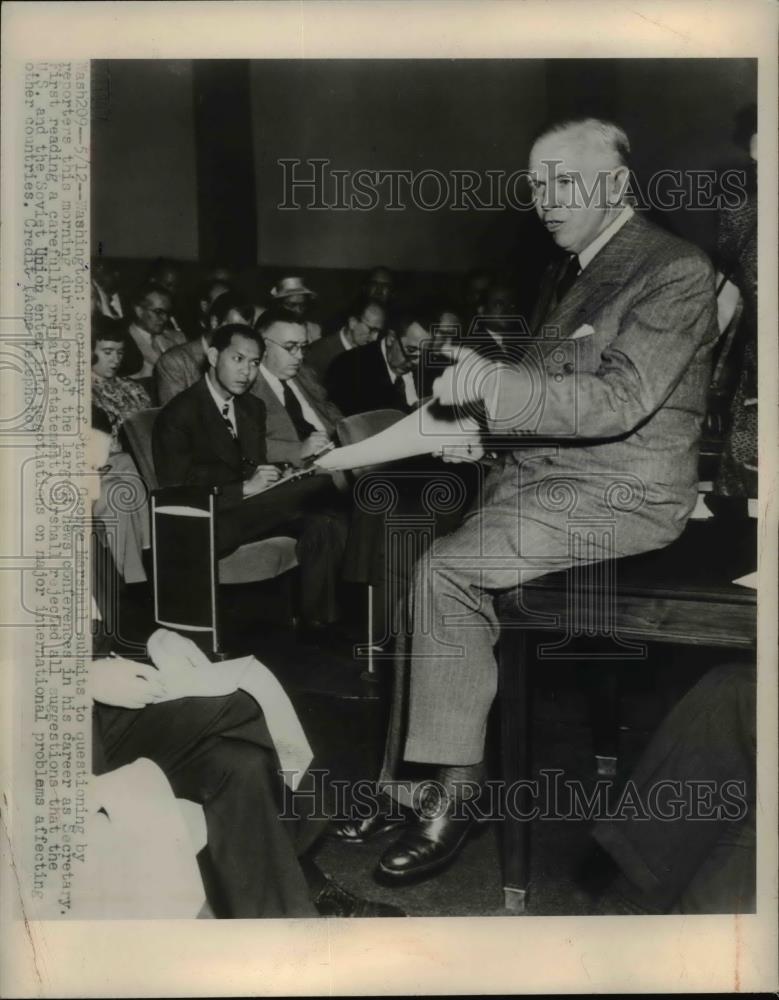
533, 117, 631, 167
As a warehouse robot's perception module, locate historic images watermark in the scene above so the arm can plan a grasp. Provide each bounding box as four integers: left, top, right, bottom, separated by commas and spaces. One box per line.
279, 770, 750, 823
277, 158, 750, 213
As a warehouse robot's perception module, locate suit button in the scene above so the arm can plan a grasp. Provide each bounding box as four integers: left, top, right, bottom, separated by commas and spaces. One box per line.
563, 362, 574, 374
554, 374, 563, 383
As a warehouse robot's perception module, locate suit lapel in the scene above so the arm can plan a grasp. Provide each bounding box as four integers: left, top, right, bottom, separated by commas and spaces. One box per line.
234, 394, 263, 464
197, 377, 242, 465
534, 214, 650, 350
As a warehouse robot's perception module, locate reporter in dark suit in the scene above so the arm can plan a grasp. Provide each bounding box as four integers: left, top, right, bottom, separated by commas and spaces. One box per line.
152, 324, 347, 626
326, 313, 430, 416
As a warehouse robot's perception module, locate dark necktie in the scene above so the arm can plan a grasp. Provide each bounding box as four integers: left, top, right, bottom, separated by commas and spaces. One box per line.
282, 380, 316, 441
393, 373, 409, 408
553, 253, 581, 307
221, 401, 238, 440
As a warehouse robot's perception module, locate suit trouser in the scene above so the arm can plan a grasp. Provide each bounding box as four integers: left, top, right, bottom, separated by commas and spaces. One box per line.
401, 465, 682, 765
217, 474, 349, 625
94, 691, 326, 918
592, 662, 756, 914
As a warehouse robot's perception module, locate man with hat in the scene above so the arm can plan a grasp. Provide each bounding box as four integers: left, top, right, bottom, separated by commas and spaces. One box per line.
269, 275, 322, 344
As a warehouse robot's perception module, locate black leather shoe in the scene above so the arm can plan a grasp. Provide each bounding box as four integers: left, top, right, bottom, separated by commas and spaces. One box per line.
375, 810, 477, 883
313, 877, 406, 917
332, 793, 408, 844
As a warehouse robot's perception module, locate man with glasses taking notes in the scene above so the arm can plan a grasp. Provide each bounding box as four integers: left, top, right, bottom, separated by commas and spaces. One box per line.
253, 308, 344, 468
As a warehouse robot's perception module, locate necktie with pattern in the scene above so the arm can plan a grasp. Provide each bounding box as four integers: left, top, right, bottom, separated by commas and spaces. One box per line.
221, 401, 238, 440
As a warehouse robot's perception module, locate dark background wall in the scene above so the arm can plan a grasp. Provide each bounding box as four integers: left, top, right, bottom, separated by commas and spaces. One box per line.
92, 58, 756, 281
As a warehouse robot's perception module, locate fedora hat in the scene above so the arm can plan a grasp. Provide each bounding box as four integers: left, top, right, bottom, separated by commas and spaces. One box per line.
269, 276, 317, 300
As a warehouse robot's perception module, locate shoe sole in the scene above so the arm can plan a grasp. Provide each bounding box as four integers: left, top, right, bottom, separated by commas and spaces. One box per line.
374, 823, 474, 884
331, 819, 407, 846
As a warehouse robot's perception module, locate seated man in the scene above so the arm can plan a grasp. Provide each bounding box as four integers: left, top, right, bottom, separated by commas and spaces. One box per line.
155, 291, 255, 404
121, 281, 187, 391
152, 323, 347, 629
366, 117, 720, 883
305, 294, 386, 382
90, 404, 402, 918
254, 308, 343, 468
363, 265, 395, 307
268, 275, 322, 343
326, 309, 433, 416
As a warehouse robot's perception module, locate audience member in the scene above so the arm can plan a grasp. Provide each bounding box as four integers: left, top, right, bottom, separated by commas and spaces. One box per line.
121, 282, 186, 392
88, 422, 403, 918
254, 309, 342, 467
91, 258, 125, 319
305, 294, 386, 382
363, 265, 395, 306
145, 257, 186, 335
91, 317, 152, 450
152, 324, 347, 628
326, 308, 432, 416
269, 276, 322, 343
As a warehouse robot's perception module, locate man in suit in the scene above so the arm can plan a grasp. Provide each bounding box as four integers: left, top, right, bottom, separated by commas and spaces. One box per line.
88, 418, 403, 919
254, 309, 343, 467
326, 311, 431, 416
305, 294, 386, 382
155, 292, 255, 404
120, 282, 186, 390
152, 324, 347, 627
364, 118, 719, 882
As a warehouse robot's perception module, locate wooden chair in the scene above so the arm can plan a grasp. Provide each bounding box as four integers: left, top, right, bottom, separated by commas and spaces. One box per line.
123, 408, 298, 655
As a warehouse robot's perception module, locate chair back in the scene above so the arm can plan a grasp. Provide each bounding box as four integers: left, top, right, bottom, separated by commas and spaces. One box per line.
123, 408, 161, 490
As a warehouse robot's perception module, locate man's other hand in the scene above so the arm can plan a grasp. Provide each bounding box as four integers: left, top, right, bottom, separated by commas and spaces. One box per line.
243, 464, 281, 497
91, 658, 167, 709
300, 431, 332, 461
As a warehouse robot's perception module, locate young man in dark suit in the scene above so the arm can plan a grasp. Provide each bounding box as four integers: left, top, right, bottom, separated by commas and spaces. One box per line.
152, 324, 347, 627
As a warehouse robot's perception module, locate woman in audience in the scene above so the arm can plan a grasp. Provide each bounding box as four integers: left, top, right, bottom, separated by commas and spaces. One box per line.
91, 316, 152, 453
91, 325, 151, 584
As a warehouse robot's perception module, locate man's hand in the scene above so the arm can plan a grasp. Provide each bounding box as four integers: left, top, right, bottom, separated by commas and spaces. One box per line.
243, 464, 281, 497
300, 431, 332, 461
432, 345, 499, 407
91, 657, 167, 709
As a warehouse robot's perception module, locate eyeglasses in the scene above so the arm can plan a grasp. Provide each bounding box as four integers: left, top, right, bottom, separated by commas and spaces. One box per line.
396, 337, 423, 360
266, 340, 308, 356
144, 306, 171, 319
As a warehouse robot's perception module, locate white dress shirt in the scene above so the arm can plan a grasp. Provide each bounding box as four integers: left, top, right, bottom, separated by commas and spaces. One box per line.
259, 364, 325, 433
339, 329, 355, 352
205, 371, 237, 437
380, 338, 418, 408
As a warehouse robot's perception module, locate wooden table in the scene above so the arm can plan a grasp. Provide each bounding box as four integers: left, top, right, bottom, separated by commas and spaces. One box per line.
495, 515, 757, 912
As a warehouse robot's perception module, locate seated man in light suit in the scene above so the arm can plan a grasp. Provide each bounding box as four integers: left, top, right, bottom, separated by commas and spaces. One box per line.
361, 117, 720, 883
152, 324, 348, 629
253, 308, 343, 468
155, 291, 255, 404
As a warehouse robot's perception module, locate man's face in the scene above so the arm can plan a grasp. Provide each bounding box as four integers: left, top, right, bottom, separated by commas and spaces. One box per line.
529, 127, 626, 255
366, 269, 393, 304
261, 320, 308, 380
283, 293, 309, 318
348, 303, 386, 347
207, 333, 261, 397
92, 339, 124, 379
200, 282, 230, 319
134, 290, 173, 336
154, 267, 180, 295
386, 321, 428, 374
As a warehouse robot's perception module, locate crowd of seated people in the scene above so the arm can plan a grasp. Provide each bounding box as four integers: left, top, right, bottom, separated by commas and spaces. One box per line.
88, 111, 758, 920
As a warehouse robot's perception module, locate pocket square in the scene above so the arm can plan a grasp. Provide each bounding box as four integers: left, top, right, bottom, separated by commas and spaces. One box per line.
571, 323, 595, 340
